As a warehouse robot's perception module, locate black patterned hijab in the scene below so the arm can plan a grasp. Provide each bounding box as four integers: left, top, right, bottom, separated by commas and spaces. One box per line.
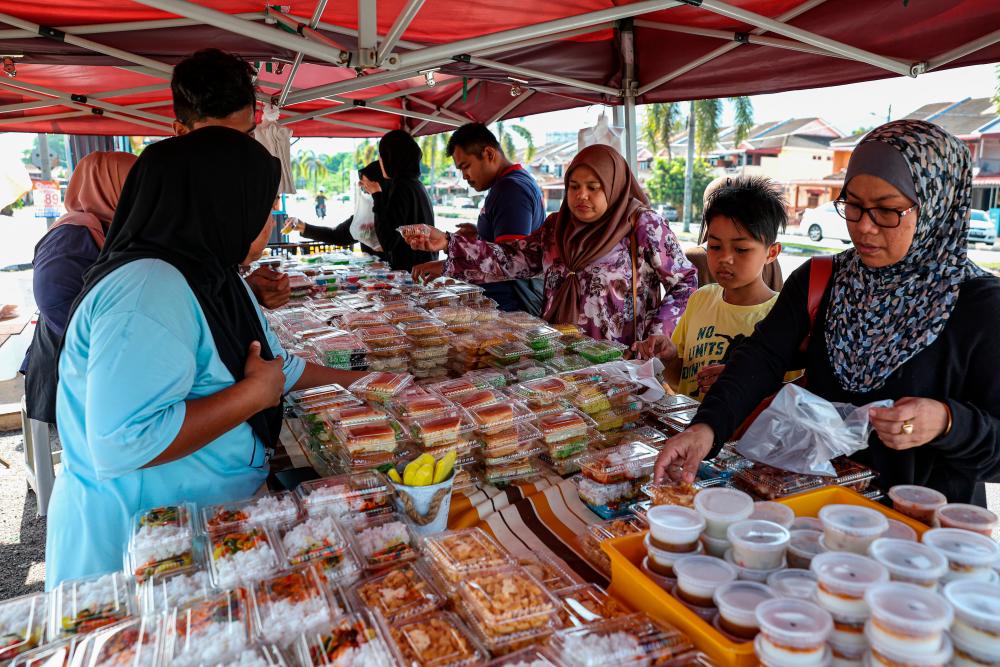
825, 120, 985, 393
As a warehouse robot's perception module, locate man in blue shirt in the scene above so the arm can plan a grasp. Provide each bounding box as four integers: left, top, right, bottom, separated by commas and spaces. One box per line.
412, 123, 545, 314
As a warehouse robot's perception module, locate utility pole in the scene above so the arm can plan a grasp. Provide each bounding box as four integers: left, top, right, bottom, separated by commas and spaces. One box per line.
682, 101, 695, 234
37, 133, 58, 229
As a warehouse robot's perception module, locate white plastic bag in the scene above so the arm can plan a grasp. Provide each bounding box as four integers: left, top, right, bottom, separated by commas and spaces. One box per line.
350, 184, 381, 251
596, 358, 666, 403
734, 384, 891, 477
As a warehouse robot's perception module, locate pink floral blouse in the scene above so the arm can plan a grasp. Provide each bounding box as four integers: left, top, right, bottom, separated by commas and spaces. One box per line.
444, 209, 697, 345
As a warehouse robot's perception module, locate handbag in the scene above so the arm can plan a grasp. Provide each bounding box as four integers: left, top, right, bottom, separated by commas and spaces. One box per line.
731, 255, 834, 439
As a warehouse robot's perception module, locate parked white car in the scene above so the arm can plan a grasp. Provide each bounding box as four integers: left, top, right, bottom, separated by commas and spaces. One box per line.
801, 201, 851, 243
968, 209, 996, 246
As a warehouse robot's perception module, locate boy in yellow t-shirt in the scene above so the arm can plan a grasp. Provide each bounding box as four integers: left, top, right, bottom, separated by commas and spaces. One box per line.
635, 176, 788, 400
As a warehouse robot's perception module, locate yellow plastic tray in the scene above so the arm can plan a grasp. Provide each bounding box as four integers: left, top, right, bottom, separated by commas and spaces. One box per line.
602, 485, 927, 667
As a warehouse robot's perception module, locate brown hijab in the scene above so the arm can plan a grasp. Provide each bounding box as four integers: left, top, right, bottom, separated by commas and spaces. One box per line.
544, 144, 649, 325
50, 151, 137, 249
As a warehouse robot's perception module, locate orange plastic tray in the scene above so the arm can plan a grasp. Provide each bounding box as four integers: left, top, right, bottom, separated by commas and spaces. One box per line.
602, 485, 927, 667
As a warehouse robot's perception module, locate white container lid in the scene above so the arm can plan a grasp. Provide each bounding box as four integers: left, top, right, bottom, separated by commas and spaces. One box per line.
724, 549, 786, 582
714, 580, 776, 627
727, 520, 791, 551
819, 504, 890, 538
922, 528, 1000, 568
887, 485, 946, 512
756, 635, 833, 667
792, 516, 823, 532
755, 598, 833, 647
934, 504, 999, 533
767, 569, 818, 600
789, 530, 824, 558
694, 488, 754, 523
864, 623, 953, 665
868, 538, 948, 583
751, 502, 796, 529
673, 554, 738, 589
647, 505, 706, 537
942, 580, 1000, 633
644, 533, 703, 566
884, 519, 917, 542
864, 582, 953, 636
811, 552, 889, 597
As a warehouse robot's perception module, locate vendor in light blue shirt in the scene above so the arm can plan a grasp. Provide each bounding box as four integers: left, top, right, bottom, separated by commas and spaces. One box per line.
46, 127, 369, 589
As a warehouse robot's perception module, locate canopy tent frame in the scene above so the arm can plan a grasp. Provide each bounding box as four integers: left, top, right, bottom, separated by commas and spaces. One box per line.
0, 0, 998, 177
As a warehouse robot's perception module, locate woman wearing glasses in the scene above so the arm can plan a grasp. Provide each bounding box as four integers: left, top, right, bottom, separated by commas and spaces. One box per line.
654, 120, 1000, 505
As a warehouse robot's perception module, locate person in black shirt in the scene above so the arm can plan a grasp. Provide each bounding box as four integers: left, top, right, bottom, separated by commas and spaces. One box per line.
655, 120, 1000, 505
287, 161, 386, 258
314, 190, 327, 219
372, 130, 437, 271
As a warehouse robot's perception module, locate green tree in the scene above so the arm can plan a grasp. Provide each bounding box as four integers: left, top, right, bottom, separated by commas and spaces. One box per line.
354, 139, 377, 167
420, 131, 453, 186
494, 121, 536, 162
293, 150, 330, 191
646, 156, 714, 216
642, 103, 683, 159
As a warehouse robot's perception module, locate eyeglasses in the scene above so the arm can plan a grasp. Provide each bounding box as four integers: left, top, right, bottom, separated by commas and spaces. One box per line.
833, 199, 918, 229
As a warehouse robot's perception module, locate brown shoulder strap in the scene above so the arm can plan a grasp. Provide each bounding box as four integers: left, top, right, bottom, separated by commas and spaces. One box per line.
799, 255, 834, 353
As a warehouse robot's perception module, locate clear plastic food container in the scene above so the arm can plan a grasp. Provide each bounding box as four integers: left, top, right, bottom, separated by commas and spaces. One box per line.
591, 402, 644, 433
392, 394, 454, 419
208, 527, 282, 589
581, 516, 648, 576
49, 572, 133, 638
422, 528, 516, 584
348, 372, 414, 403
298, 612, 394, 667
727, 519, 791, 571
755, 598, 833, 666
864, 627, 953, 667
280, 515, 352, 569
332, 421, 401, 455
538, 410, 592, 444
863, 582, 952, 654
792, 516, 824, 532
699, 532, 731, 559
451, 389, 505, 411
767, 569, 819, 601
252, 566, 335, 647
646, 534, 703, 578
751, 502, 796, 529
483, 646, 561, 666
483, 459, 539, 487
309, 332, 370, 369
127, 504, 196, 583
457, 566, 559, 641
383, 610, 486, 667
942, 580, 1000, 660
466, 400, 533, 435
787, 529, 824, 570
202, 492, 300, 534
556, 583, 632, 628
352, 560, 444, 622
713, 580, 775, 640
811, 552, 889, 618
578, 442, 658, 485
548, 613, 695, 667
888, 485, 947, 524
296, 472, 394, 520
574, 340, 628, 364
508, 376, 574, 407
72, 616, 162, 667
884, 519, 917, 542
386, 307, 431, 325
647, 505, 705, 552
673, 555, 738, 608
818, 504, 890, 554
577, 476, 644, 519
733, 459, 876, 501
933, 503, 999, 537
352, 514, 420, 571
922, 528, 1000, 582
165, 591, 250, 666
140, 567, 213, 617
723, 548, 785, 584
867, 538, 948, 588
8, 637, 79, 667
0, 593, 46, 663
486, 341, 532, 365
694, 487, 755, 539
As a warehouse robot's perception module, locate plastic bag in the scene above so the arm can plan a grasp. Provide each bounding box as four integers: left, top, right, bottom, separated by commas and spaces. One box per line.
734, 384, 891, 477
596, 358, 666, 403
350, 184, 381, 251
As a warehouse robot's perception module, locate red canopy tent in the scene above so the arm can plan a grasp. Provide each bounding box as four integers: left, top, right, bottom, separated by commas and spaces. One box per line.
0, 0, 998, 168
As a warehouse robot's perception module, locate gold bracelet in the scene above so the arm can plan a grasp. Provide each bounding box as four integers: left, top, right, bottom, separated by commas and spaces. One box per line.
941, 402, 953, 438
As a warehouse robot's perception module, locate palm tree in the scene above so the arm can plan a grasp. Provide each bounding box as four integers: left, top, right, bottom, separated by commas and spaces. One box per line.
494, 121, 536, 162
420, 131, 452, 197
643, 102, 683, 159
354, 140, 377, 168
294, 150, 329, 191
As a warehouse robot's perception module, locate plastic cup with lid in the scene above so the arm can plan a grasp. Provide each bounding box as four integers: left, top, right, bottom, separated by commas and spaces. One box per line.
888, 485, 946, 525
672, 554, 737, 608
818, 504, 889, 555
712, 580, 776, 640
755, 598, 833, 666
922, 528, 1000, 583
884, 519, 917, 542
751, 502, 796, 529
811, 552, 889, 618
647, 505, 705, 552
863, 582, 953, 654
934, 504, 999, 538
788, 530, 825, 570
767, 569, 819, 601
695, 488, 755, 539
728, 520, 791, 571
700, 532, 731, 559
864, 626, 953, 667
724, 548, 786, 583
792, 516, 823, 532
942, 579, 1000, 657
640, 556, 677, 591
830, 639, 867, 667
950, 631, 1000, 667
867, 538, 948, 589
644, 532, 703, 577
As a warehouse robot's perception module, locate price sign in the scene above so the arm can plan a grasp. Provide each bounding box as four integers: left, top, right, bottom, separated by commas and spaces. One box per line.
33, 180, 61, 218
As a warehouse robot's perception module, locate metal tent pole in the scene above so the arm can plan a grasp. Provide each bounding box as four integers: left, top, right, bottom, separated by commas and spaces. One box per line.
682, 101, 695, 233
618, 19, 638, 174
